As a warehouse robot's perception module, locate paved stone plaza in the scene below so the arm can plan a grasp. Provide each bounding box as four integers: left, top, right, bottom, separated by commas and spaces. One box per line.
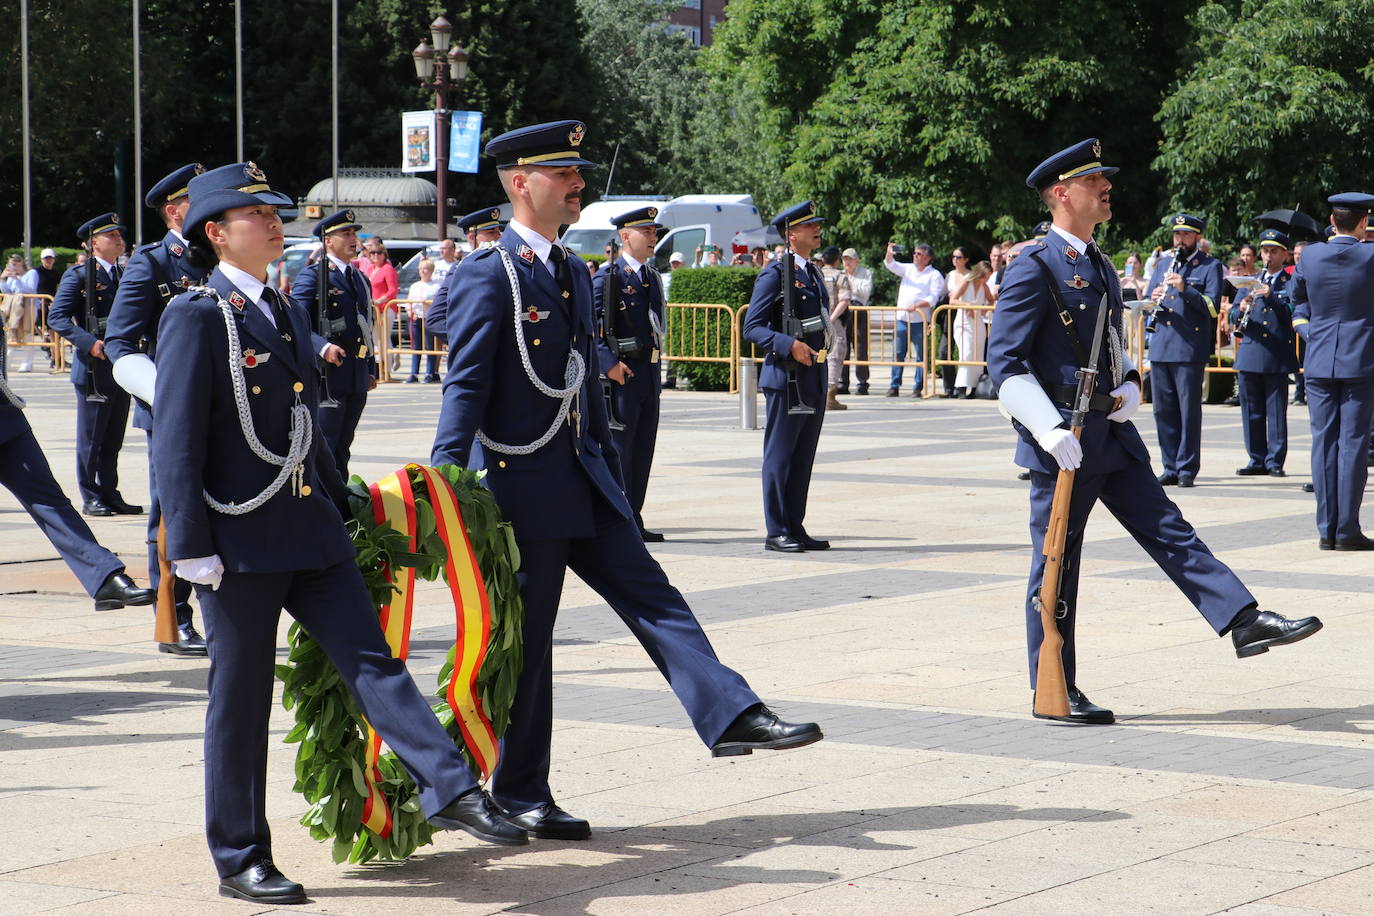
1, 371, 1371, 915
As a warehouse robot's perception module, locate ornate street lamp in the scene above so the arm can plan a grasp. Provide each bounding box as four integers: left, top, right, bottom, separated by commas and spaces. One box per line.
413, 15, 471, 241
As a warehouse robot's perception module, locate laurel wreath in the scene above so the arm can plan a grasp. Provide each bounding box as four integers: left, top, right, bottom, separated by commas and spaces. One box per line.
275, 465, 524, 864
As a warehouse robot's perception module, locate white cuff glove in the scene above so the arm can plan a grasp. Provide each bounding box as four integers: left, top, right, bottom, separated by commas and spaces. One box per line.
1107, 380, 1142, 423
1035, 427, 1083, 470
174, 555, 224, 591
112, 353, 158, 404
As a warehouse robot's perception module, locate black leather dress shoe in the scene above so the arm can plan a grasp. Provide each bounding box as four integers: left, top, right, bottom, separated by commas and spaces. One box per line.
1236, 465, 1267, 476
1032, 686, 1115, 725
1319, 537, 1335, 550
1268, 467, 1286, 477
501, 802, 591, 840
219, 859, 306, 904
639, 529, 665, 543
1232, 610, 1323, 658
764, 535, 804, 553
1017, 470, 1031, 481
105, 496, 144, 515
1334, 534, 1374, 551
160, 622, 209, 657
710, 703, 823, 757
93, 571, 155, 611
1178, 475, 1196, 488
796, 533, 830, 550
1157, 473, 1179, 486
429, 787, 529, 845
1302, 482, 1315, 493
856, 384, 869, 395
83, 499, 114, 517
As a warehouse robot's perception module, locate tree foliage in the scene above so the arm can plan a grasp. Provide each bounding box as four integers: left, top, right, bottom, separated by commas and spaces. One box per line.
1154, 0, 1374, 246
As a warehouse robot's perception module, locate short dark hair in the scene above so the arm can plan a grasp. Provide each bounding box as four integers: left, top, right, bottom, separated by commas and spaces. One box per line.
913, 243, 935, 259
1332, 207, 1366, 233
820, 245, 840, 266
185, 215, 223, 271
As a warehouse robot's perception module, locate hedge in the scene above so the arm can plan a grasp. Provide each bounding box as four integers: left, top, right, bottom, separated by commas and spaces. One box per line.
665, 266, 760, 391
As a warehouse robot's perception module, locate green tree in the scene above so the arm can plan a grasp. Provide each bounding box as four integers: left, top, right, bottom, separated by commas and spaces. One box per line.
1155, 0, 1374, 246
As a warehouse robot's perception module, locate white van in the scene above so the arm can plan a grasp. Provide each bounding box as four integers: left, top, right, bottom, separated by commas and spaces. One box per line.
562, 194, 768, 271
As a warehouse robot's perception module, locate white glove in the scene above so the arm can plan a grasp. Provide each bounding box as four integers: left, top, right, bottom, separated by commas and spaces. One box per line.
1035, 428, 1082, 470
1107, 380, 1142, 423
174, 555, 224, 591
112, 353, 158, 404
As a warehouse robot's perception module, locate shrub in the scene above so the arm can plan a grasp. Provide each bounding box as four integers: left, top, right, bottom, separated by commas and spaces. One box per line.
665, 266, 760, 391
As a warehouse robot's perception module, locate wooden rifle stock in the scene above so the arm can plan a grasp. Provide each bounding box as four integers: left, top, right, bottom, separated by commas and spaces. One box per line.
1032, 439, 1080, 718
153, 519, 178, 645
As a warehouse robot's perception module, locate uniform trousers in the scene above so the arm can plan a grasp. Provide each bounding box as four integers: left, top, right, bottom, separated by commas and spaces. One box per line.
493, 509, 758, 816
1304, 377, 1374, 540
609, 370, 660, 531
1, 424, 122, 595
317, 390, 366, 481
196, 562, 478, 878
1149, 361, 1205, 478
1236, 371, 1289, 471
1024, 459, 1254, 688
72, 382, 130, 504
761, 370, 826, 538
144, 431, 194, 624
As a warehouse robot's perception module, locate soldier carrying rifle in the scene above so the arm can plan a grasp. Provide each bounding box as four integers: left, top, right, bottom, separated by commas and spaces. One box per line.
987, 139, 1323, 725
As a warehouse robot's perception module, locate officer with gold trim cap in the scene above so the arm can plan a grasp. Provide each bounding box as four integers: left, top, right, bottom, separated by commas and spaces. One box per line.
1229, 227, 1297, 478
1145, 210, 1223, 486
290, 208, 376, 480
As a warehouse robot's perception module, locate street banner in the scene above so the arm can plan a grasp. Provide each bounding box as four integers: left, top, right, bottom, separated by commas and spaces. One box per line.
449, 111, 483, 174
401, 110, 435, 173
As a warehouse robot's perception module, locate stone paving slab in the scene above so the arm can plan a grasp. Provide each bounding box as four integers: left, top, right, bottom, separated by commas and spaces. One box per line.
2, 373, 1372, 914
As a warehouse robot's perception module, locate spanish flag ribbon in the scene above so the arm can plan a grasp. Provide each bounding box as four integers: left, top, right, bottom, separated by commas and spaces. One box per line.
358, 465, 500, 840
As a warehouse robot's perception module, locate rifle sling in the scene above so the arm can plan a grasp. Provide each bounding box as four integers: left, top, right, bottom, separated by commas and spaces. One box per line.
1027, 251, 1090, 369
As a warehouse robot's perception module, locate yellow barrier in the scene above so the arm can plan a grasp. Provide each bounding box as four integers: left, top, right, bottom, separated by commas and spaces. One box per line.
926, 301, 995, 396
664, 303, 740, 392
374, 299, 445, 383
3, 294, 63, 372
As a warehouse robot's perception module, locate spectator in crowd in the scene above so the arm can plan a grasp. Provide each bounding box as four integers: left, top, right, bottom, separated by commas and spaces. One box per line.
1236, 243, 1258, 275
1144, 244, 1165, 279
353, 236, 381, 273
403, 258, 442, 384
694, 244, 724, 267
35, 249, 61, 297
662, 251, 685, 299
883, 241, 944, 397
950, 258, 993, 398
2, 254, 37, 372
838, 247, 873, 394
1291, 240, 1308, 406
939, 247, 975, 398
433, 238, 461, 281
366, 244, 399, 312
1119, 251, 1147, 299
1199, 237, 1213, 257
751, 246, 768, 267
987, 244, 1004, 295
603, 240, 618, 262
818, 246, 851, 410
730, 252, 751, 266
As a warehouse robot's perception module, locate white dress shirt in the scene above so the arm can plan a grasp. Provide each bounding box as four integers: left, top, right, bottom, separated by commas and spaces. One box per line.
509, 219, 560, 277
882, 259, 945, 323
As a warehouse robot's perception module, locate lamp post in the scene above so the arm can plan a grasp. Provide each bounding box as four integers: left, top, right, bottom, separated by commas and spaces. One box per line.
413, 15, 470, 242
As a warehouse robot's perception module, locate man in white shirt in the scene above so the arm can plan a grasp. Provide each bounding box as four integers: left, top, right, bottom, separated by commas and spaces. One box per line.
431, 238, 461, 282
883, 242, 945, 396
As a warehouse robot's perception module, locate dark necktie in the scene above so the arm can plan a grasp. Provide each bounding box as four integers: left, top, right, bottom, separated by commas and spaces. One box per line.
1086, 243, 1114, 293
263, 287, 294, 344
548, 244, 572, 300
639, 265, 649, 287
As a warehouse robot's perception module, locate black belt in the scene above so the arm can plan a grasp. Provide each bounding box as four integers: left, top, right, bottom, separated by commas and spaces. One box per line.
1051, 385, 1117, 413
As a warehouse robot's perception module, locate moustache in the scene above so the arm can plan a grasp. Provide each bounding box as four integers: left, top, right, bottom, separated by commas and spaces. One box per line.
565, 193, 581, 203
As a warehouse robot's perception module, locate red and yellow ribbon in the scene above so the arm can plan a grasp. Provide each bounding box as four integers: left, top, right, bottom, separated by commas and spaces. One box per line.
357, 464, 500, 839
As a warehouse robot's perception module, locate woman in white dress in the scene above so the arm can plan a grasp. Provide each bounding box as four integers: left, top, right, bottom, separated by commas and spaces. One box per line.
950, 259, 993, 397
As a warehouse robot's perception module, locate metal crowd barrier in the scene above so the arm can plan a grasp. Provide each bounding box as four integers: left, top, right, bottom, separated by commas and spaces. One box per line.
3, 294, 63, 372
663, 302, 740, 392
374, 299, 447, 383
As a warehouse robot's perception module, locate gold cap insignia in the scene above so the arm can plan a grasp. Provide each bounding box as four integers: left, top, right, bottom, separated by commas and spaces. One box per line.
1175, 215, 1188, 227
244, 161, 267, 182
110, 213, 120, 224
491, 208, 501, 220
568, 124, 585, 147
344, 210, 355, 222
193, 163, 206, 176
648, 207, 658, 218
1091, 140, 1102, 158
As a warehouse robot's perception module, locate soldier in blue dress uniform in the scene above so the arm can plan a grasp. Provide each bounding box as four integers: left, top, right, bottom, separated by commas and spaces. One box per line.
593, 206, 667, 541
106, 162, 210, 656
1144, 212, 1223, 486
48, 213, 139, 517
289, 209, 376, 481
1290, 192, 1374, 550
743, 201, 832, 553
431, 121, 821, 841
1229, 229, 1297, 477
426, 206, 506, 339
988, 139, 1322, 725
152, 162, 527, 905
0, 339, 154, 612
